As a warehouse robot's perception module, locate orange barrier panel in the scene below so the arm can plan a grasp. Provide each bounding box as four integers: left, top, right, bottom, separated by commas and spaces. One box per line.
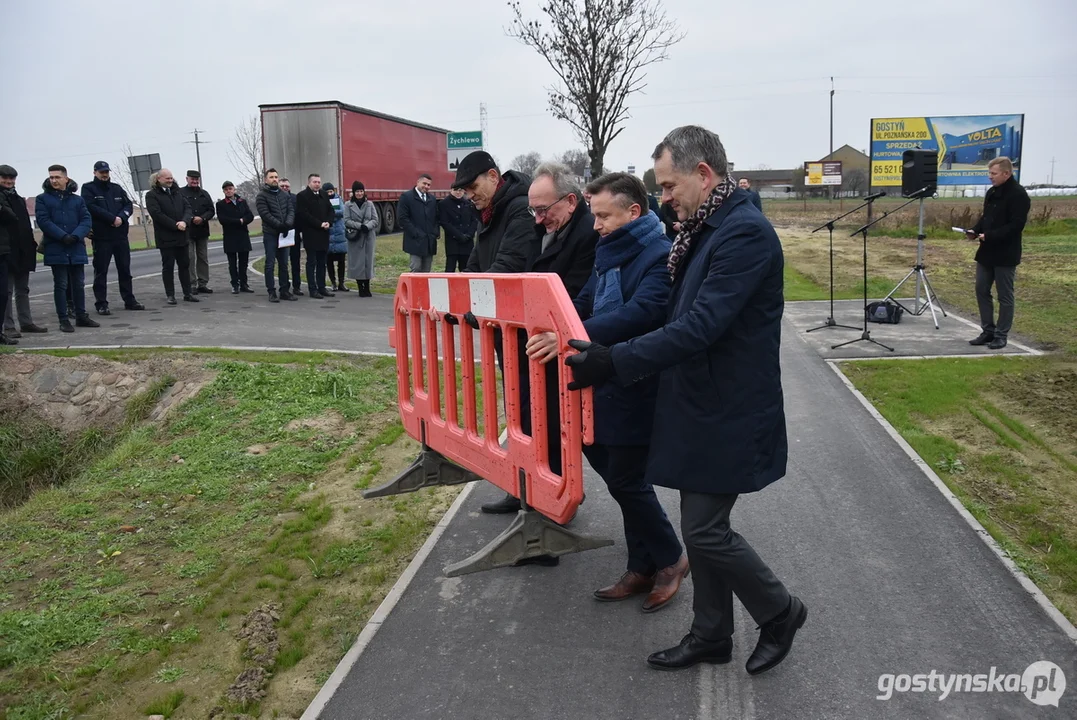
386, 273, 594, 526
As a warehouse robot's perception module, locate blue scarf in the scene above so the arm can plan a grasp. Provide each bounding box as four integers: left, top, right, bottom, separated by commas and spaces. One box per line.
593, 211, 666, 316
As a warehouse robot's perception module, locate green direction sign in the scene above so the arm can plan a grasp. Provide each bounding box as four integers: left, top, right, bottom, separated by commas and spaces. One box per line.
448, 131, 483, 149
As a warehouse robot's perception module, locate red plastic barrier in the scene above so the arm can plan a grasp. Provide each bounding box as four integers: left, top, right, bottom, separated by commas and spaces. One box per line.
388, 273, 593, 525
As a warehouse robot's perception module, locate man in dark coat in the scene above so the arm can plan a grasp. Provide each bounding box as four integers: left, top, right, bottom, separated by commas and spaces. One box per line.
528, 172, 686, 611
452, 151, 533, 274
438, 187, 477, 272
565, 126, 805, 675
216, 181, 255, 294
35, 165, 99, 332
280, 178, 304, 296
81, 160, 144, 314
0, 164, 47, 339
738, 177, 763, 212
255, 169, 296, 303
967, 156, 1030, 350
477, 161, 597, 517
179, 170, 215, 293
295, 173, 337, 299
398, 173, 439, 272
146, 168, 197, 305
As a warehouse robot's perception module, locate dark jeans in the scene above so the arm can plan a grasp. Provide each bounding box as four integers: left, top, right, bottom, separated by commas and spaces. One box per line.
516, 329, 563, 476
680, 492, 790, 641
584, 444, 682, 575
289, 233, 303, 291
306, 249, 328, 292
263, 237, 290, 292
92, 238, 135, 309
445, 254, 469, 273
51, 264, 86, 320
227, 251, 250, 288
159, 246, 192, 298
975, 262, 1016, 339
4, 268, 34, 333
327, 253, 346, 286
0, 255, 8, 333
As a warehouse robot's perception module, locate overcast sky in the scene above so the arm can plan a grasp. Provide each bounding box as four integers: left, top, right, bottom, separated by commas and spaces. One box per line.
4, 0, 1075, 197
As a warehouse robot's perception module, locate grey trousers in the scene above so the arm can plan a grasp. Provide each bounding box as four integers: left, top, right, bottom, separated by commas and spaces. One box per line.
975, 262, 1016, 339
188, 237, 210, 288
4, 269, 33, 333
409, 254, 433, 273
680, 491, 791, 641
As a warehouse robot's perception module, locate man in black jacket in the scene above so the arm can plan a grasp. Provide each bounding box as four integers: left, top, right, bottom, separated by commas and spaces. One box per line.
453, 151, 533, 273
146, 169, 198, 305
81, 161, 144, 314
1, 164, 47, 339
180, 170, 215, 293
216, 181, 255, 294
967, 157, 1030, 350
255, 169, 296, 303
295, 174, 337, 299
398, 173, 439, 272
438, 187, 476, 272
738, 177, 763, 212
478, 161, 598, 516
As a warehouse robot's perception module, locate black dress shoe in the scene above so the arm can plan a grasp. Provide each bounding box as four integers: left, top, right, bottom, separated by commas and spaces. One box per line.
293, 289, 304, 296
197, 286, 213, 294
96, 306, 111, 316
746, 596, 807, 676
75, 315, 100, 328
309, 291, 323, 300
988, 337, 1008, 350
183, 294, 200, 303
240, 286, 255, 293
21, 324, 48, 333
647, 633, 733, 671
166, 296, 177, 305
321, 288, 335, 297
124, 302, 145, 310
59, 319, 75, 333
969, 331, 994, 346
480, 492, 522, 514
4, 329, 20, 339
231, 286, 240, 295
0, 334, 17, 345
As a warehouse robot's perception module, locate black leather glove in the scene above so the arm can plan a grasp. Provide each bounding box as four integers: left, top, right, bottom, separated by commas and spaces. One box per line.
61, 234, 78, 246
444, 313, 459, 326
564, 339, 614, 390
462, 312, 480, 330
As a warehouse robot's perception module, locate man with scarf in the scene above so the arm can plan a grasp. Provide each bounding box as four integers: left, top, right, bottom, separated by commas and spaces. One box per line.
563, 126, 806, 675
527, 172, 686, 612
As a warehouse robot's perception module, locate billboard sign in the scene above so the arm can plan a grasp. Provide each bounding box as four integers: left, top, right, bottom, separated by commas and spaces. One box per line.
805, 161, 842, 186
447, 131, 484, 172
870, 114, 1023, 188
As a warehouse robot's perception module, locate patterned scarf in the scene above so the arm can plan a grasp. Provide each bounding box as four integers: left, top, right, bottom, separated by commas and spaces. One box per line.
667, 175, 738, 280
480, 176, 505, 226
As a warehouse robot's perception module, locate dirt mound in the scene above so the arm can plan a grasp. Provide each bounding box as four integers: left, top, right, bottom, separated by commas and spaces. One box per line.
221, 602, 280, 708
285, 410, 351, 438
0, 353, 211, 435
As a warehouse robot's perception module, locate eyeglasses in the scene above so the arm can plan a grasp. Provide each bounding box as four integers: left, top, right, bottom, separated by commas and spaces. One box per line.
528, 193, 571, 218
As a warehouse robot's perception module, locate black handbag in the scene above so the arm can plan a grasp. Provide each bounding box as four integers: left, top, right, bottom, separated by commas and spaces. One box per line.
865, 300, 903, 324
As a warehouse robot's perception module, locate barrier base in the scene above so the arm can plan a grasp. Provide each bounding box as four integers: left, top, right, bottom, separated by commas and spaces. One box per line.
443, 508, 614, 578
362, 446, 481, 499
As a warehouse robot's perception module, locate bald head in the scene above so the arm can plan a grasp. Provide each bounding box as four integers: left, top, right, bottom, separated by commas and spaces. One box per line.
157, 168, 175, 188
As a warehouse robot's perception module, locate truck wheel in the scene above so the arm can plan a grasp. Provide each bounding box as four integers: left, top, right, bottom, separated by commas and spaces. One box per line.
379, 203, 396, 234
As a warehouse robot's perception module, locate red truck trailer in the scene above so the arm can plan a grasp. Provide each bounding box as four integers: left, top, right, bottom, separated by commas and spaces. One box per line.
260, 101, 456, 234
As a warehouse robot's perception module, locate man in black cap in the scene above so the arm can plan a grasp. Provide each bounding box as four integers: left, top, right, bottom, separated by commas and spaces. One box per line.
452, 151, 533, 273
1, 164, 47, 340
81, 161, 144, 315
180, 170, 215, 293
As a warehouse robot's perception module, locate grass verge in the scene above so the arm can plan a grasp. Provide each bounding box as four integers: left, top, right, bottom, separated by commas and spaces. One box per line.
842, 355, 1077, 624
0, 350, 457, 718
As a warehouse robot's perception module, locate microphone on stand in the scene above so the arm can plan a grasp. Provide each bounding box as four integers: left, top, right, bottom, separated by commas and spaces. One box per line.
864, 191, 887, 201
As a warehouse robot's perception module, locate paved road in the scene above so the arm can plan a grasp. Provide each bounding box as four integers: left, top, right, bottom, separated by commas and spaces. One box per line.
314, 324, 1077, 719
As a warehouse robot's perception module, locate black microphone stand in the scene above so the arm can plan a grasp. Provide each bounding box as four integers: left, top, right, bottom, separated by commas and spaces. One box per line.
830, 192, 918, 352
805, 197, 877, 333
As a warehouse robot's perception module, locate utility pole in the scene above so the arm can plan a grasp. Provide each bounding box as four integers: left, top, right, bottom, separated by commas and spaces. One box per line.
829, 77, 835, 204
479, 102, 489, 150
185, 129, 208, 180
1050, 157, 1056, 186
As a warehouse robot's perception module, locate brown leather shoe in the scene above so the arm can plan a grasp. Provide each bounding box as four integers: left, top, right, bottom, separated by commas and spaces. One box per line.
642, 555, 690, 613
594, 571, 655, 602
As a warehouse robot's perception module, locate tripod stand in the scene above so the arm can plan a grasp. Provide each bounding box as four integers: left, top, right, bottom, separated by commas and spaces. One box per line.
884, 196, 947, 329
832, 193, 895, 352
805, 198, 875, 334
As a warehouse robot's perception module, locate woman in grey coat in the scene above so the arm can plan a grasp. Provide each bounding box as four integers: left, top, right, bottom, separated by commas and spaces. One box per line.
344, 181, 379, 297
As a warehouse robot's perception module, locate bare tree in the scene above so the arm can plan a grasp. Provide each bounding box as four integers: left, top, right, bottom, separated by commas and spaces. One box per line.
508, 0, 684, 178
227, 115, 264, 186
511, 151, 543, 177
843, 168, 868, 194
559, 148, 590, 177
113, 143, 153, 247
